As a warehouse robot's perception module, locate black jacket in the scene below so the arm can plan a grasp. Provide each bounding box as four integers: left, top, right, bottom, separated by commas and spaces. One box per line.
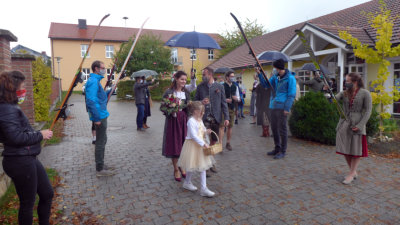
0, 103, 43, 156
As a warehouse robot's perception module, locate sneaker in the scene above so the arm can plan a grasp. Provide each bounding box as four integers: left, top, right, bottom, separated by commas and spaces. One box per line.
96, 169, 116, 177
200, 187, 215, 197
273, 152, 286, 159
103, 165, 115, 171
267, 150, 279, 156
226, 143, 232, 151
183, 182, 198, 191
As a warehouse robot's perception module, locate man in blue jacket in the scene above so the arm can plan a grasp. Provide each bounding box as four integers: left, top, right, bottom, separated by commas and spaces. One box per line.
257, 59, 297, 159
85, 60, 115, 176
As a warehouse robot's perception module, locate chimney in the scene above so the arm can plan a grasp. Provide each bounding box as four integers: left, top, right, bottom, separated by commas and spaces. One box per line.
78, 19, 87, 29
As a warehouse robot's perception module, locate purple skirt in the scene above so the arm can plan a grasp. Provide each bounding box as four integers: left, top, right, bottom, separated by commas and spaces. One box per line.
162, 111, 188, 158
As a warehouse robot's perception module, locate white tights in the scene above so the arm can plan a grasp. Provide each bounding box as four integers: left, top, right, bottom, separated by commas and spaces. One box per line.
185, 171, 206, 189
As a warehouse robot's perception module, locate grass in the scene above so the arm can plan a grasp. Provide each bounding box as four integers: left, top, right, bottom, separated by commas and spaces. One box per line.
0, 168, 62, 225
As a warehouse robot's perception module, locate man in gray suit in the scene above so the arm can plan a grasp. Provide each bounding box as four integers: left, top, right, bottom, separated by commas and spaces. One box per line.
195, 67, 229, 173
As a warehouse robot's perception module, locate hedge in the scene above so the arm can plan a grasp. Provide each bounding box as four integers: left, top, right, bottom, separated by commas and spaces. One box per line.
32, 58, 52, 121
117, 79, 173, 101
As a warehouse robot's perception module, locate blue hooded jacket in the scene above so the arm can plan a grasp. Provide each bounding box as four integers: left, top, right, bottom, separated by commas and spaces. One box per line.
258, 69, 297, 112
85, 73, 110, 122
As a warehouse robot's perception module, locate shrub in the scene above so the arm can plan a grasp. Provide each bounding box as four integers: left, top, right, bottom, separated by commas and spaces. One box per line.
366, 105, 379, 137
289, 92, 339, 145
116, 78, 172, 101
32, 57, 52, 121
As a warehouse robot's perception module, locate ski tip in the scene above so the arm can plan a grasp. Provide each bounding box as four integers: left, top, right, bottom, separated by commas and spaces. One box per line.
105, 14, 111, 18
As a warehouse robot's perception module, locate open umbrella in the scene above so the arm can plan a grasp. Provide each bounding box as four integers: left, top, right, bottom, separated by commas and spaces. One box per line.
214, 67, 234, 74
301, 63, 332, 75
257, 50, 292, 62
165, 31, 221, 73
131, 69, 158, 79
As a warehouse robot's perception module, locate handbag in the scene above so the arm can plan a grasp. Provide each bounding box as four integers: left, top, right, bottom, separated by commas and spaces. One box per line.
203, 131, 222, 155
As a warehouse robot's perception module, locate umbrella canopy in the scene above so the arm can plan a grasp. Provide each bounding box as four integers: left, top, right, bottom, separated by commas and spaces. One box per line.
164, 31, 221, 50
257, 50, 292, 62
301, 63, 332, 75
131, 69, 158, 79
214, 67, 234, 74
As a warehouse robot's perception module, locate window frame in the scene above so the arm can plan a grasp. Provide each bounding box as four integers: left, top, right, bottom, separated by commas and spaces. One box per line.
393, 62, 400, 115
80, 44, 90, 58
208, 49, 214, 60
190, 49, 197, 60
105, 45, 114, 58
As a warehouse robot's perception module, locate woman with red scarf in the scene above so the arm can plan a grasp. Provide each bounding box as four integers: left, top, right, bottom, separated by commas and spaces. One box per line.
335, 73, 372, 185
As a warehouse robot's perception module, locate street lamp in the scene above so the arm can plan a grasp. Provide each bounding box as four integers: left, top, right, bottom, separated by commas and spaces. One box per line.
55, 57, 62, 102
123, 17, 128, 27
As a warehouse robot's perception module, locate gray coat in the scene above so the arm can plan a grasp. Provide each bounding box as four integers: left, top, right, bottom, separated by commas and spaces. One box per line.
195, 81, 229, 124
335, 88, 372, 156
298, 77, 324, 92
134, 81, 154, 105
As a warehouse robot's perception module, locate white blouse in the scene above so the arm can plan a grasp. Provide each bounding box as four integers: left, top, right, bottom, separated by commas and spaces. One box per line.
186, 117, 206, 147
173, 78, 197, 100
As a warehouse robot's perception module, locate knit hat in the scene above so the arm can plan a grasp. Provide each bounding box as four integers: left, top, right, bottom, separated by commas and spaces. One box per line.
273, 59, 285, 70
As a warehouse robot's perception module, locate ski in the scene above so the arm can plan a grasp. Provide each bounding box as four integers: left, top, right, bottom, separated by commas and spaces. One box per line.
49, 14, 110, 132
230, 13, 274, 92
107, 17, 150, 102
104, 58, 118, 90
295, 29, 347, 120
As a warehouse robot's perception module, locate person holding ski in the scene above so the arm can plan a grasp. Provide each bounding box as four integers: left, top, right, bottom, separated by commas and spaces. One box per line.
256, 59, 297, 159
161, 71, 196, 182
335, 73, 372, 185
0, 71, 54, 225
134, 76, 155, 131
86, 60, 115, 177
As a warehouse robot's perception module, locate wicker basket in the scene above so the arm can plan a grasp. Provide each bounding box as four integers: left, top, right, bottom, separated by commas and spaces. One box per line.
203, 131, 223, 155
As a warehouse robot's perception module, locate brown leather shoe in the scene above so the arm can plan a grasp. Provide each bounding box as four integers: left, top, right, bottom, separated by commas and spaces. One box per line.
143, 124, 150, 129
226, 143, 232, 151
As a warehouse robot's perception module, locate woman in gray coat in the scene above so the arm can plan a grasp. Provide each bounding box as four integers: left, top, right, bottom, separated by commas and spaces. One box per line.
335, 73, 372, 185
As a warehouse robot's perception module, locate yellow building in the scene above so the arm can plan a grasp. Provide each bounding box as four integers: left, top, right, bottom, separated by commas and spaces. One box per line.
209, 0, 400, 116
48, 20, 220, 90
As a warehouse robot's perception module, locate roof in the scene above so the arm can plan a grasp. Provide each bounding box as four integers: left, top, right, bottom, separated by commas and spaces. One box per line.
209, 0, 400, 70
11, 44, 50, 60
48, 23, 221, 43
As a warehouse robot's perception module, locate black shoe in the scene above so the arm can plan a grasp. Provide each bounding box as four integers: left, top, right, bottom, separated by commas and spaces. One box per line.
137, 128, 146, 131
210, 166, 218, 173
92, 140, 96, 145
241, 115, 245, 118
206, 171, 211, 177
235, 119, 238, 125
267, 150, 279, 156
273, 152, 286, 159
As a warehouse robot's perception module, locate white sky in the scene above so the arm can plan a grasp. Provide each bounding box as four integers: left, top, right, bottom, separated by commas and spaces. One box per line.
2, 0, 370, 55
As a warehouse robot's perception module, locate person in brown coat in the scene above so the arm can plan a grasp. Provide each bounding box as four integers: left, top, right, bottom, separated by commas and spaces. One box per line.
255, 82, 271, 137
335, 73, 372, 185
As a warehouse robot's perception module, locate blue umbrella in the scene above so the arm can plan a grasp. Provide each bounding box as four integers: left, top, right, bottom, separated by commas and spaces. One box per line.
165, 31, 221, 72
257, 50, 292, 62
214, 67, 234, 74
301, 63, 332, 75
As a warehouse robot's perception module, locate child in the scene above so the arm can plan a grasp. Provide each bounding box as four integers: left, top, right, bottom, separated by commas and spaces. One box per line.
178, 101, 216, 197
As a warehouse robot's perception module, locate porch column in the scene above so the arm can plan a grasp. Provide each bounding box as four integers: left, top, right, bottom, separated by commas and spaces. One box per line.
338, 49, 345, 92
288, 60, 293, 71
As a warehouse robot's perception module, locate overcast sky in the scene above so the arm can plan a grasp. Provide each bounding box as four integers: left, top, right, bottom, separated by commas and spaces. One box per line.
2, 0, 370, 55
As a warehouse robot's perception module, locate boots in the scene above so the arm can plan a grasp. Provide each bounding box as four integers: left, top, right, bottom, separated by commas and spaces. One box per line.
143, 124, 150, 129
260, 125, 270, 137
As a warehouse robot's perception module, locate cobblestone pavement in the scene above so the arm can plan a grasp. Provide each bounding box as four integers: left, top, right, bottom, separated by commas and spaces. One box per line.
40, 94, 400, 225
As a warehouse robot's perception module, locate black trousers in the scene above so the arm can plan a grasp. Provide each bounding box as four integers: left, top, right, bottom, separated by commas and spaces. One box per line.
2, 156, 54, 225
270, 109, 288, 153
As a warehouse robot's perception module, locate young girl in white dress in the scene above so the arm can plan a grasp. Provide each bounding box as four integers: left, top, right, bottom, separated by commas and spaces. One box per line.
178, 101, 216, 197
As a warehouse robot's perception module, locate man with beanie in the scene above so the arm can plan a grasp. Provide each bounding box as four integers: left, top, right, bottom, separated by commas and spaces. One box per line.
256, 59, 297, 159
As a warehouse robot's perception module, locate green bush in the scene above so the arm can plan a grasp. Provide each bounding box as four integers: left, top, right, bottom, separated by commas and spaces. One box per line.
116, 80, 135, 99
32, 57, 52, 121
366, 105, 379, 137
289, 92, 339, 145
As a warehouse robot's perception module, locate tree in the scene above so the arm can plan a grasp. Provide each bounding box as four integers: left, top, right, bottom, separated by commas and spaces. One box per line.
32, 57, 52, 121
114, 34, 173, 76
219, 18, 268, 57
339, 0, 400, 140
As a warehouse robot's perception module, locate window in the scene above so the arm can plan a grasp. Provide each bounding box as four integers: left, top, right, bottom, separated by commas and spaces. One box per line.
190, 49, 197, 60
106, 68, 115, 81
346, 53, 364, 64
81, 45, 89, 58
82, 68, 90, 81
191, 68, 197, 75
393, 63, 400, 114
208, 49, 214, 60
105, 45, 114, 58
296, 70, 312, 96
171, 48, 178, 63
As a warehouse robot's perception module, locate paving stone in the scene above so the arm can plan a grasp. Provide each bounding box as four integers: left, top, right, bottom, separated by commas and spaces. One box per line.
38, 94, 400, 224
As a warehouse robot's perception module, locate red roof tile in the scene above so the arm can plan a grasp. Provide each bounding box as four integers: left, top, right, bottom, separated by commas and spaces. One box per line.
210, 0, 400, 70
48, 23, 221, 43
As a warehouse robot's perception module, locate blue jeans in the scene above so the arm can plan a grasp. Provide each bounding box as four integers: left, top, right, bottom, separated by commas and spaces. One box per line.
238, 104, 244, 117
136, 104, 145, 129
270, 109, 288, 153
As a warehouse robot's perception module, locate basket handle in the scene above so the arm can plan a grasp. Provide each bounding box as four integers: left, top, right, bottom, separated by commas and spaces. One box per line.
209, 130, 220, 144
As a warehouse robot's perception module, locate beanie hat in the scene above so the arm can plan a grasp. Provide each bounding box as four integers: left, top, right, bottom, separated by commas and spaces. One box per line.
273, 59, 285, 70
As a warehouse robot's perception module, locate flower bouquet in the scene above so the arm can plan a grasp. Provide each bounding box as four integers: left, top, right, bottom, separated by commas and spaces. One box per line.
160, 94, 186, 117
